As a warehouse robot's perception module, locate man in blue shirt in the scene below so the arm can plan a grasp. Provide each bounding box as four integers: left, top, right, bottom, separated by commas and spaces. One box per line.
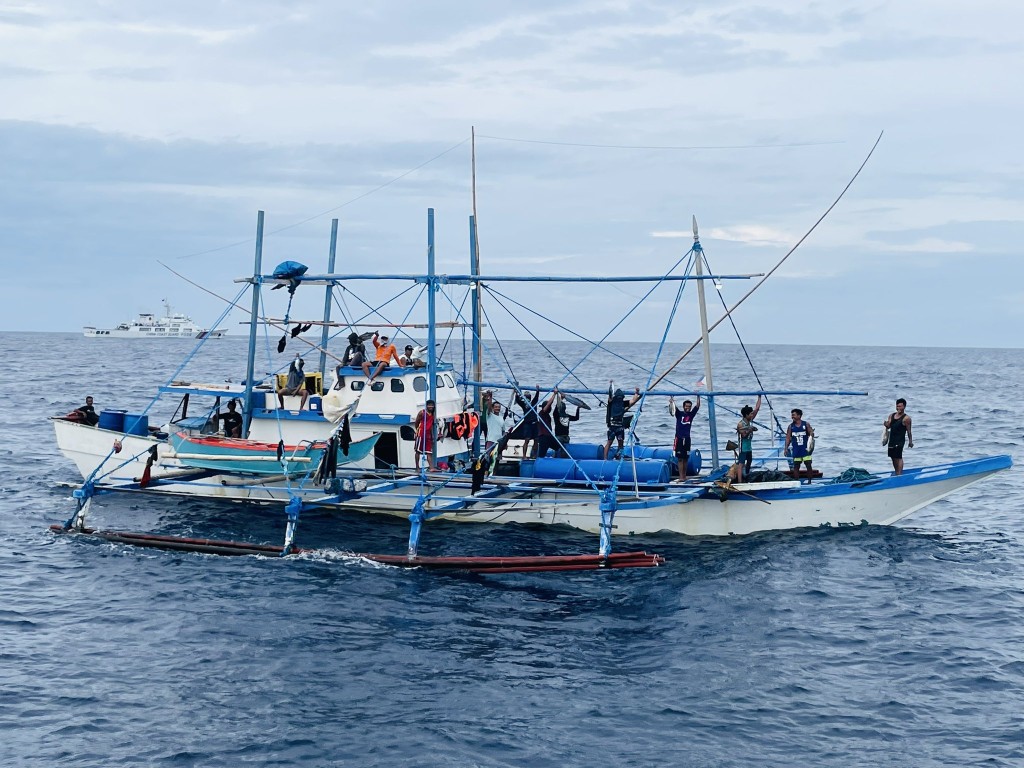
669, 394, 700, 477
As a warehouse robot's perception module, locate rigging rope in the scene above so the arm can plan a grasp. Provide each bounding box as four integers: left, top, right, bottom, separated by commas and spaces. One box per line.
649, 130, 884, 390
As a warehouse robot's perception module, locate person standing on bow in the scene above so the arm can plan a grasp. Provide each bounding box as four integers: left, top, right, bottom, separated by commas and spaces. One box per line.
669, 394, 701, 477
784, 408, 815, 483
362, 331, 403, 382
602, 382, 641, 460
884, 397, 913, 476
735, 394, 762, 483
552, 389, 581, 458
414, 399, 436, 472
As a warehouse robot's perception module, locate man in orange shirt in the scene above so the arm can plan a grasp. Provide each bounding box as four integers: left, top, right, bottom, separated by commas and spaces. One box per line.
362, 331, 403, 382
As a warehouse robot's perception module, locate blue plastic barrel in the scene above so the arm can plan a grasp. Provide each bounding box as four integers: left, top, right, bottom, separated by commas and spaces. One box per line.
564, 443, 604, 461
532, 457, 579, 481
97, 409, 125, 432
575, 459, 671, 485
687, 449, 702, 476
123, 413, 149, 436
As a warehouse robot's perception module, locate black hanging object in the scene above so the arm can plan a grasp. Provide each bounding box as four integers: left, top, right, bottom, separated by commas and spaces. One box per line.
339, 415, 352, 456
290, 322, 313, 338
277, 334, 287, 353
471, 456, 490, 495
276, 440, 285, 463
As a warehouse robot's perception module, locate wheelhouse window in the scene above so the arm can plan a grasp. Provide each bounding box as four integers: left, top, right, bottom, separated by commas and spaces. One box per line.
413, 376, 427, 392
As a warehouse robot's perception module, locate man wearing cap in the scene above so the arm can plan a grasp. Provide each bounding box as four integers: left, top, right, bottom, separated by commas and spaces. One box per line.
399, 344, 425, 369
362, 331, 403, 382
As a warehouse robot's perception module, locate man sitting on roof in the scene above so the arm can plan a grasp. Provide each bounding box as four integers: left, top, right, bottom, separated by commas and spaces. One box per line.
362, 332, 403, 382
341, 332, 367, 367
277, 356, 309, 410
399, 344, 426, 368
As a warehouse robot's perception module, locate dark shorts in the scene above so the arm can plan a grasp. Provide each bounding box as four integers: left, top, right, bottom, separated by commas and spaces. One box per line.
674, 435, 692, 459
371, 361, 390, 369
521, 422, 538, 440
738, 450, 753, 465
607, 425, 625, 441
537, 434, 559, 458
888, 443, 904, 459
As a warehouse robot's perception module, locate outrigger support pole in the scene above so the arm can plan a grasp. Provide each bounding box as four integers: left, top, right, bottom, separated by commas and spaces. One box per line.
407, 497, 426, 559
64, 480, 96, 531
282, 495, 303, 556
598, 482, 618, 559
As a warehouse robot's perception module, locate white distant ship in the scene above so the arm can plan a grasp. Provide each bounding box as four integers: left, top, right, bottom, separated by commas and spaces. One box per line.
83, 300, 225, 339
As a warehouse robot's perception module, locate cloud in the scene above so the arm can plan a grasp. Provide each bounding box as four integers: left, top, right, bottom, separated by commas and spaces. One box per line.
884, 237, 974, 253
706, 225, 795, 247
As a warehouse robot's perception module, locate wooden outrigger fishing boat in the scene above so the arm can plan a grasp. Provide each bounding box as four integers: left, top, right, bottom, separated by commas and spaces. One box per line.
50, 138, 1011, 571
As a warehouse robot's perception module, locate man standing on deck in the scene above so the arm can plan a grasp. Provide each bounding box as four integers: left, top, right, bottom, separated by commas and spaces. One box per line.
552, 389, 581, 458
602, 382, 641, 460
414, 399, 436, 472
735, 394, 762, 483
669, 394, 700, 477
784, 408, 815, 483
884, 398, 914, 476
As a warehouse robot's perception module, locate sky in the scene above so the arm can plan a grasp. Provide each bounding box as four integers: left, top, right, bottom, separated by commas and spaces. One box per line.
1, 0, 1022, 347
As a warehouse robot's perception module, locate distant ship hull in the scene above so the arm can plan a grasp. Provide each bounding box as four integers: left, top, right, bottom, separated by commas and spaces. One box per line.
83, 301, 223, 339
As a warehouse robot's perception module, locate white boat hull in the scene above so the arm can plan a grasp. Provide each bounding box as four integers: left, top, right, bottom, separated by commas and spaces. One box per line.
54, 419, 1010, 537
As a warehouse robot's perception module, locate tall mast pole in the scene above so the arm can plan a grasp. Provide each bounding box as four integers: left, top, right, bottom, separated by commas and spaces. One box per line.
470, 127, 483, 408
693, 216, 719, 469
242, 210, 265, 437
319, 218, 338, 385
469, 214, 481, 455
427, 208, 438, 470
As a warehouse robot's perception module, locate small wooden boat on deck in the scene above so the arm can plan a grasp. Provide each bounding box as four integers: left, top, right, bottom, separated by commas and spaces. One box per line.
168, 432, 379, 475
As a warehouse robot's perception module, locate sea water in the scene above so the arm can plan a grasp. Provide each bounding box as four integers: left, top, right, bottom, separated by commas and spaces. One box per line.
1, 332, 1022, 767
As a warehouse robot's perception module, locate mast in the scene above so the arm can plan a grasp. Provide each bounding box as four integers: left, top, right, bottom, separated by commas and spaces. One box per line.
242, 210, 265, 437
470, 126, 483, 410
693, 215, 719, 469
319, 218, 339, 383
427, 208, 438, 470
469, 214, 482, 455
